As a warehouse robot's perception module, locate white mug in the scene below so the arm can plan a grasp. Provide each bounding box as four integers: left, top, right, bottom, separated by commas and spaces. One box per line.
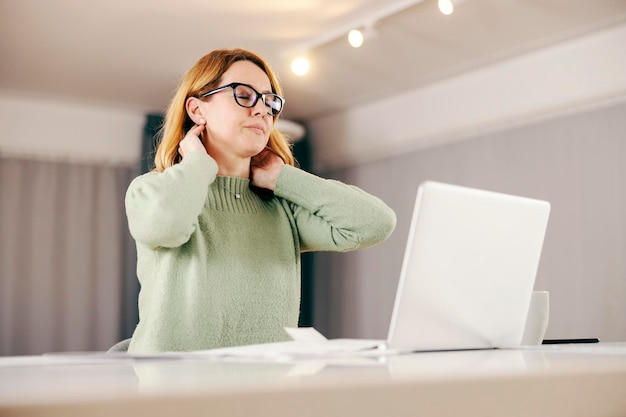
521, 291, 550, 345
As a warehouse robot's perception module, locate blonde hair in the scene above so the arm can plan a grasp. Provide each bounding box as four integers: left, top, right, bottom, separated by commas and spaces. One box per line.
153, 48, 294, 172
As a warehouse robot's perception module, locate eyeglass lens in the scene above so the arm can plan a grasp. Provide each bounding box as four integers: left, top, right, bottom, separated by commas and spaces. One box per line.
233, 84, 283, 116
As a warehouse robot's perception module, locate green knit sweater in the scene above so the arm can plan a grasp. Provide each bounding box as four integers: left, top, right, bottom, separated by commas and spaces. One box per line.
125, 151, 396, 353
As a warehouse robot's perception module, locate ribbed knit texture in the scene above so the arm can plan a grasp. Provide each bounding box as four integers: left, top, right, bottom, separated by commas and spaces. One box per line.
125, 151, 396, 353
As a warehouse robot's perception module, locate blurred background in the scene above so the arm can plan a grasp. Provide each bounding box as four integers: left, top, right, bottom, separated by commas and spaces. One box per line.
1, 0, 625, 355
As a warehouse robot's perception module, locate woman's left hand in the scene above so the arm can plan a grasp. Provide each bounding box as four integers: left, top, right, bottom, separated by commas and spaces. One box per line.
250, 147, 285, 191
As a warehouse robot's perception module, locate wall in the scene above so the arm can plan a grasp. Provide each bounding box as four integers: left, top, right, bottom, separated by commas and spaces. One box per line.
314, 101, 626, 342
0, 94, 145, 164
0, 94, 305, 164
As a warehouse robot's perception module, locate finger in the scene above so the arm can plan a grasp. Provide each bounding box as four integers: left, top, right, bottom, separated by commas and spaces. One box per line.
188, 123, 205, 137
254, 147, 271, 159
251, 150, 269, 166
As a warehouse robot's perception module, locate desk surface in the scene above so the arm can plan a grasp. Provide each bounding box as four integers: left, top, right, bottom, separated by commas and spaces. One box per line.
1, 343, 626, 417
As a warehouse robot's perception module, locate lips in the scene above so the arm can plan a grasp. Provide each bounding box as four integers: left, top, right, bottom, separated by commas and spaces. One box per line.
245, 124, 265, 134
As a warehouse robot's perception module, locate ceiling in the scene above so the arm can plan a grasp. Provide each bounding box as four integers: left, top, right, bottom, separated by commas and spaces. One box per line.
1, 0, 625, 123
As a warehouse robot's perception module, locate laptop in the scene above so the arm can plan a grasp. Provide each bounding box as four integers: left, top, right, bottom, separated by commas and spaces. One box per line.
195, 181, 551, 358
382, 181, 551, 352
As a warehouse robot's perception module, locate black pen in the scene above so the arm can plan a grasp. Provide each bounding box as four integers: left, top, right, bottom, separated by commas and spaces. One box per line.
542, 338, 599, 344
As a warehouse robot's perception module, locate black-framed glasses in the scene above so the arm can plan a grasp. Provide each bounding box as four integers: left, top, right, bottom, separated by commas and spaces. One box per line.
199, 82, 285, 116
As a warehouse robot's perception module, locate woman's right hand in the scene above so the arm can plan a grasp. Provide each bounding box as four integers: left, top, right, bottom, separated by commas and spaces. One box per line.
178, 120, 207, 158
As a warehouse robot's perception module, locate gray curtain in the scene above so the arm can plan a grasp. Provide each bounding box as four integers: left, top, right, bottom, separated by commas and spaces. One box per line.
0, 155, 137, 355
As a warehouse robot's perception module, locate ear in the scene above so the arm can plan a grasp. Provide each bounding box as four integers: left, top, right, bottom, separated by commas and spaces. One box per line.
185, 97, 205, 125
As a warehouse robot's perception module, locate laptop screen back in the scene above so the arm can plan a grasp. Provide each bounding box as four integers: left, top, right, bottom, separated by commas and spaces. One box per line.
387, 181, 551, 351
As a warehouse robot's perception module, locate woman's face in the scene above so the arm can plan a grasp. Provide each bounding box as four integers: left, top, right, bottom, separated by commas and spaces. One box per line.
199, 60, 275, 162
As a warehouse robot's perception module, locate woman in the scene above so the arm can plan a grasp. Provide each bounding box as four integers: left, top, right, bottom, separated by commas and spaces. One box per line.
125, 48, 396, 353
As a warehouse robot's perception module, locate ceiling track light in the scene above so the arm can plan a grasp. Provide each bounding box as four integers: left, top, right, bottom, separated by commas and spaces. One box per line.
348, 29, 364, 48
286, 0, 432, 76
348, 23, 377, 48
438, 0, 454, 15
291, 56, 310, 76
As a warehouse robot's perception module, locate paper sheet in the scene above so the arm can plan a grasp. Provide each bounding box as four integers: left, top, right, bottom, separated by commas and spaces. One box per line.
186, 328, 385, 360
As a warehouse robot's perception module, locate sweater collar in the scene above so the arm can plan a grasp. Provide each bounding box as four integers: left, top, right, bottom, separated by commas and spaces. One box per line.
208, 176, 267, 212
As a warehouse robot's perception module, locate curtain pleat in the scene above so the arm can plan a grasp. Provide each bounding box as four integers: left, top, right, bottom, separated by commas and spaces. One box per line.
0, 156, 137, 355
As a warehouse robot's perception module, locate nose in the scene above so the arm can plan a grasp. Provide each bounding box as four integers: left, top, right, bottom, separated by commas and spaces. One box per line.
251, 96, 268, 117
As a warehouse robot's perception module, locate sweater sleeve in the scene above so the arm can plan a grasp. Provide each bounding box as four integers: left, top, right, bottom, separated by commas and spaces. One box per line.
274, 165, 396, 252
125, 151, 218, 248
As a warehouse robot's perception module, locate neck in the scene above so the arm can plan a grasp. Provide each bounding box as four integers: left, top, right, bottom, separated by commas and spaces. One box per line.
215, 155, 251, 178
206, 145, 251, 178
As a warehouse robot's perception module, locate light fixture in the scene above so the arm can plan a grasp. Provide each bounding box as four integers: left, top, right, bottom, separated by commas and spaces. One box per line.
291, 57, 310, 76
285, 0, 429, 76
438, 0, 454, 15
348, 29, 364, 48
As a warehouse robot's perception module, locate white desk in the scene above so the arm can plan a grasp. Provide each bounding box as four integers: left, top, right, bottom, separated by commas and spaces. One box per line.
1, 343, 626, 417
